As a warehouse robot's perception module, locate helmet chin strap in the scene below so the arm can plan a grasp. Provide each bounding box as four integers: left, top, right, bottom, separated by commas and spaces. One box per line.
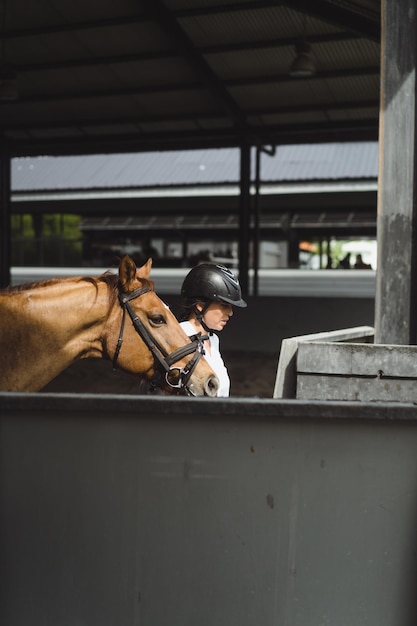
193, 302, 213, 335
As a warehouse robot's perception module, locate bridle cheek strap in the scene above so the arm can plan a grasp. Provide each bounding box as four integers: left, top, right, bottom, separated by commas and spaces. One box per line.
112, 286, 148, 370
113, 286, 205, 394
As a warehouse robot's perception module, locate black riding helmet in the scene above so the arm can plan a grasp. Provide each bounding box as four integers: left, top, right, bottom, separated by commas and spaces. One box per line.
181, 263, 247, 308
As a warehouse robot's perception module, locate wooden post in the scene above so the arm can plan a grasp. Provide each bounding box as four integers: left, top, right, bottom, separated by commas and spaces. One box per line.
375, 0, 417, 344
0, 142, 11, 288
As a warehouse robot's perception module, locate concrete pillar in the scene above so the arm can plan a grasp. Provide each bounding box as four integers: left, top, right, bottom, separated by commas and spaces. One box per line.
375, 0, 417, 344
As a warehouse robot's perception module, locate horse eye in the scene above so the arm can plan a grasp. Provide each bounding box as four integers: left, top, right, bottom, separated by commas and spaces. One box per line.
149, 314, 166, 326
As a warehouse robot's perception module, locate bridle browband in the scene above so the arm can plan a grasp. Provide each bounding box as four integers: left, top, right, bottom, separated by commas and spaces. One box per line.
112, 284, 206, 395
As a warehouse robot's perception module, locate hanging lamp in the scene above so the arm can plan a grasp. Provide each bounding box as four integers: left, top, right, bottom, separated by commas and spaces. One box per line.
289, 40, 316, 78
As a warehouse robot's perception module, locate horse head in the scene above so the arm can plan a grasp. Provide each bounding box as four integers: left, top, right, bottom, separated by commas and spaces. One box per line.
105, 255, 220, 397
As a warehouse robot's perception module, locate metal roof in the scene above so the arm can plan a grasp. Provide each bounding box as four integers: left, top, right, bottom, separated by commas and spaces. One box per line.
11, 142, 378, 191
1, 1, 381, 157
260, 141, 378, 181
80, 209, 377, 237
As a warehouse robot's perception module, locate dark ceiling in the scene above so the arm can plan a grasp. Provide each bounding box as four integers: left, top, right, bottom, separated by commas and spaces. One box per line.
0, 0, 381, 158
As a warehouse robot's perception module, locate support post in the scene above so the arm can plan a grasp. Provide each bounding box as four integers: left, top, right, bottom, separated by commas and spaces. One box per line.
375, 0, 417, 344
253, 145, 276, 295
0, 142, 11, 288
253, 146, 261, 296
238, 143, 251, 297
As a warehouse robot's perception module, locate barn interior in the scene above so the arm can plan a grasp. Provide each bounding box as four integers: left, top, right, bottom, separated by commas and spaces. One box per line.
1, 1, 381, 287
1, 1, 415, 345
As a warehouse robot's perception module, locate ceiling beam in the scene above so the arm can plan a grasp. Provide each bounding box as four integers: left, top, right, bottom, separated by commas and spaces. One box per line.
2, 3, 285, 39
1, 97, 378, 133
1, 1, 380, 44
0, 14, 149, 38
169, 0, 380, 33
8, 118, 378, 158
12, 32, 368, 74
249, 98, 379, 117
6, 66, 379, 106
227, 67, 380, 87
139, 0, 247, 136
202, 31, 369, 54
280, 0, 380, 41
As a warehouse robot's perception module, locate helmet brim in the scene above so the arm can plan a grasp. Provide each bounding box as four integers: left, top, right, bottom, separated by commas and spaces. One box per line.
217, 295, 247, 308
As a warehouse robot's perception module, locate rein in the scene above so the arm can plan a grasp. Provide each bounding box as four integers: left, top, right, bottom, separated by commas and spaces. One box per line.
112, 284, 205, 395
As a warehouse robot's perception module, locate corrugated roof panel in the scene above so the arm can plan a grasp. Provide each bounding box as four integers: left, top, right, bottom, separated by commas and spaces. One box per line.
325, 75, 380, 100
207, 45, 296, 79
11, 142, 378, 192
181, 5, 335, 47
313, 38, 380, 71
260, 142, 378, 181
3, 0, 382, 154
109, 58, 200, 88
129, 88, 221, 116
328, 107, 379, 122
11, 149, 241, 190
234, 73, 380, 112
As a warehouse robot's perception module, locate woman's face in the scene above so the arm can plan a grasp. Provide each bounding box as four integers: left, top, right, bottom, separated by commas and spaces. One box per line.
198, 301, 233, 332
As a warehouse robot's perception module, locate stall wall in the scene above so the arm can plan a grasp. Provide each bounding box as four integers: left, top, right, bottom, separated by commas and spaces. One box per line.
1, 394, 416, 626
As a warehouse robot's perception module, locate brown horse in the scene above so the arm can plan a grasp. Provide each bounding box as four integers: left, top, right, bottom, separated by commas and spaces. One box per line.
0, 255, 219, 396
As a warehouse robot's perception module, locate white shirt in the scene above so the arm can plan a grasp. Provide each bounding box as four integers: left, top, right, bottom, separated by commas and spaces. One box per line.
180, 321, 230, 397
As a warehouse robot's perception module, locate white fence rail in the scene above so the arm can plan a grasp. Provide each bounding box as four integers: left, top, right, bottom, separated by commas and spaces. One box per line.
11, 267, 376, 298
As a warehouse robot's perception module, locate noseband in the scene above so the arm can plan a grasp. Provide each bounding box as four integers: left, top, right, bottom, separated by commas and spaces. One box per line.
112, 284, 205, 395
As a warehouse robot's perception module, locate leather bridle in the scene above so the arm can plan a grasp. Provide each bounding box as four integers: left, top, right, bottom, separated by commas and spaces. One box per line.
112, 285, 205, 395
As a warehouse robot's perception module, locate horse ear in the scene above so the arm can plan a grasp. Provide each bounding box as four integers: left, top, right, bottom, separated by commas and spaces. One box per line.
137, 258, 153, 279
119, 255, 138, 291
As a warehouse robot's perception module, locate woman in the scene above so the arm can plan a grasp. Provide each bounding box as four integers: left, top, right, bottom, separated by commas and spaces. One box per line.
179, 263, 247, 397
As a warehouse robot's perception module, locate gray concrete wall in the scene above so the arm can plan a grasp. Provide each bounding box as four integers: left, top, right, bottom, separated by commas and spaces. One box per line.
297, 342, 417, 402
1, 393, 417, 626
273, 326, 375, 398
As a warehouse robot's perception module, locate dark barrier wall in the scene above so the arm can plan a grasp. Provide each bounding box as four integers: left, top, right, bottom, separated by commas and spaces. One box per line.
1, 393, 416, 626
224, 296, 375, 353
169, 295, 376, 354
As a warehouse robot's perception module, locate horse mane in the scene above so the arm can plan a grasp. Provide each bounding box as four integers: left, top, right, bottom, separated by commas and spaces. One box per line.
90, 271, 155, 311
1, 271, 155, 314
2, 277, 65, 293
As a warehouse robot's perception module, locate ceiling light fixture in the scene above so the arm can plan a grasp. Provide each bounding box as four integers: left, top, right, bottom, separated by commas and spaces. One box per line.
289, 40, 316, 78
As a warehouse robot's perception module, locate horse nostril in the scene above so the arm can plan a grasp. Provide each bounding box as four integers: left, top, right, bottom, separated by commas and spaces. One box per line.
205, 375, 219, 397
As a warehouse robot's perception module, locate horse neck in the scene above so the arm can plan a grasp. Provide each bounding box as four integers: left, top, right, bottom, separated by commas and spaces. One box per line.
0, 278, 114, 392
38, 278, 111, 343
